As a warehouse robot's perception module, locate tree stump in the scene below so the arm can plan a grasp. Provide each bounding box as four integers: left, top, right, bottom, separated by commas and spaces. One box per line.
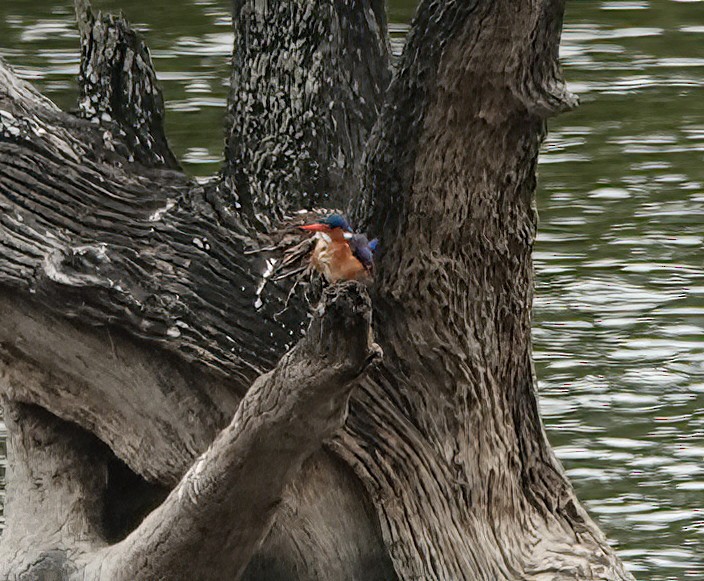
0, 0, 633, 579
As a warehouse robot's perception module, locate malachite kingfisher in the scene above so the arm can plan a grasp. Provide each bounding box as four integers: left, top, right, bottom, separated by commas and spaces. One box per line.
299, 214, 378, 282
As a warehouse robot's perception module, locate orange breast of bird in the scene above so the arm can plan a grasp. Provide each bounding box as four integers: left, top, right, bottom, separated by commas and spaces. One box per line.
311, 232, 366, 282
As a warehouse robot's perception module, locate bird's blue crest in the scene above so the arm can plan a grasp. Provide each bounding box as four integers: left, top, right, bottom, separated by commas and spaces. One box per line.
368, 238, 379, 252
320, 214, 352, 232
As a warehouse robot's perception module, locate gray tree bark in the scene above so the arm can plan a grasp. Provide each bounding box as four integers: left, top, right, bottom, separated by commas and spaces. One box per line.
0, 0, 633, 579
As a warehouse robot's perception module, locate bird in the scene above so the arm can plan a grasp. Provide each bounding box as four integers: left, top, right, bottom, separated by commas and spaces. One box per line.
299, 214, 378, 282
347, 232, 378, 273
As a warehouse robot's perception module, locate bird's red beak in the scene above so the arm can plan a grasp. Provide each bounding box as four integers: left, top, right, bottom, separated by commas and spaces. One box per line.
299, 223, 329, 232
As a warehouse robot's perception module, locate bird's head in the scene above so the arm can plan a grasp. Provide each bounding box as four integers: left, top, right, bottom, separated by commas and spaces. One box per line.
299, 214, 352, 233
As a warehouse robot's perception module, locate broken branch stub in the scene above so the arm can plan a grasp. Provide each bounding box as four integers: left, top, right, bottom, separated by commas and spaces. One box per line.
225, 0, 390, 224
74, 0, 180, 169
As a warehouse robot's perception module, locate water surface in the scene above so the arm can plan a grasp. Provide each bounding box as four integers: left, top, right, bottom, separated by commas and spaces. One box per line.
1, 1, 703, 579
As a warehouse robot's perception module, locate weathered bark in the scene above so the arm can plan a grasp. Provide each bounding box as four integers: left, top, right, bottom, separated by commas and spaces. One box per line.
74, 0, 180, 170
0, 0, 634, 579
225, 0, 390, 223
0, 401, 108, 578
1, 282, 382, 580
338, 2, 607, 578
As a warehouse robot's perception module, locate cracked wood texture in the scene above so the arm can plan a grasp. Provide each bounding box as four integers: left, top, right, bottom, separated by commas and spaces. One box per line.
1, 283, 382, 580
0, 0, 633, 579
74, 0, 180, 170
225, 0, 390, 225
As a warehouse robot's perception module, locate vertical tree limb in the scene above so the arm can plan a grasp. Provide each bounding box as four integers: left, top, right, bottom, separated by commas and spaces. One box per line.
225, 0, 390, 224
337, 0, 630, 579
74, 0, 180, 169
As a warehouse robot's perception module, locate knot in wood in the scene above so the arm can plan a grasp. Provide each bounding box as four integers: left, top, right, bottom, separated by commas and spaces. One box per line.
43, 244, 114, 289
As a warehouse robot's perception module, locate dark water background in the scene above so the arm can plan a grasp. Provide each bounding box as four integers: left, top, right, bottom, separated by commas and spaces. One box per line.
1, 1, 703, 579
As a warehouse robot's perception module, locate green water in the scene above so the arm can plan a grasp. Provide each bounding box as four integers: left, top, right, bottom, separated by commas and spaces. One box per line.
1, 1, 703, 579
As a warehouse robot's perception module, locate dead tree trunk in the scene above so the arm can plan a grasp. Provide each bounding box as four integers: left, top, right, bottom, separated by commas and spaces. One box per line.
0, 0, 633, 579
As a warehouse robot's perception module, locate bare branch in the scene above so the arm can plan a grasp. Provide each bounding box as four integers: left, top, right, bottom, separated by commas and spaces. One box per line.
332, 1, 630, 579
0, 57, 297, 390
354, 0, 577, 238
86, 282, 380, 581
